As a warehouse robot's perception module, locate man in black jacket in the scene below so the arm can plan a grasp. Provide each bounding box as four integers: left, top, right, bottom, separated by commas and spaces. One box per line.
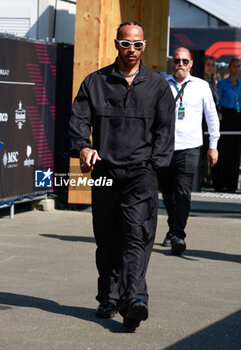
69, 21, 175, 330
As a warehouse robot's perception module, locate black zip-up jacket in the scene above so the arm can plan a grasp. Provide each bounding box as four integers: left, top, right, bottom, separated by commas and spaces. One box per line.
69, 60, 175, 170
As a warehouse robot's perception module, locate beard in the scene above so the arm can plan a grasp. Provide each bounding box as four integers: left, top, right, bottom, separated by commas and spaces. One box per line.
175, 68, 189, 79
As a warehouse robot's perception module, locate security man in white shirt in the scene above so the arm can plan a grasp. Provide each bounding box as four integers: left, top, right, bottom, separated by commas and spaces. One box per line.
158, 47, 220, 255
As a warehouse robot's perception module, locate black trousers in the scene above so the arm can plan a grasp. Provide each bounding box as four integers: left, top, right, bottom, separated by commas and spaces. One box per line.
213, 107, 241, 192
91, 162, 158, 308
158, 147, 200, 239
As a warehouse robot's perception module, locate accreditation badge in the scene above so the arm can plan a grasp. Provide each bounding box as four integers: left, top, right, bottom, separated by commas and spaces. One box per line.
178, 106, 185, 119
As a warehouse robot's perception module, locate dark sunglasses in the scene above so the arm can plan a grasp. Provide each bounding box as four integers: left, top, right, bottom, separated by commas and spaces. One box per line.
173, 58, 190, 66
116, 40, 145, 49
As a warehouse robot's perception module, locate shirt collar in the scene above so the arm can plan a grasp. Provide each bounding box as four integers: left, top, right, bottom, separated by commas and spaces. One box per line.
227, 76, 241, 87
167, 73, 193, 85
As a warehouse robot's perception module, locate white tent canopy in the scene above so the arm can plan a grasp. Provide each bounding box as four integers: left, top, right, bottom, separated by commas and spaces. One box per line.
186, 0, 241, 28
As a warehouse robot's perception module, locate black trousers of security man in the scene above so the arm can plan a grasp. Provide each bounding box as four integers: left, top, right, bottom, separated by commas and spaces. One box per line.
158, 147, 200, 239
91, 162, 158, 311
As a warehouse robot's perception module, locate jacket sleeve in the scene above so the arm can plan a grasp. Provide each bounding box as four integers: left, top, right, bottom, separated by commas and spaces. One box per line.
150, 81, 175, 170
69, 79, 93, 158
203, 82, 220, 149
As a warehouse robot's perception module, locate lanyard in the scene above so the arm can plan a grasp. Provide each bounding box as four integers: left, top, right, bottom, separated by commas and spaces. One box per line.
234, 85, 240, 112
174, 83, 184, 107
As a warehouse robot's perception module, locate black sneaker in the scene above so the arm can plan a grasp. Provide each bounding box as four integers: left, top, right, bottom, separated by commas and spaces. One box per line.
162, 237, 171, 247
123, 317, 140, 331
96, 301, 117, 318
171, 237, 186, 256
162, 232, 172, 247
126, 299, 148, 321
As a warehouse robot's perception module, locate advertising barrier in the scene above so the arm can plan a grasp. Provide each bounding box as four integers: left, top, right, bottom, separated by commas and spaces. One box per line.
0, 36, 57, 203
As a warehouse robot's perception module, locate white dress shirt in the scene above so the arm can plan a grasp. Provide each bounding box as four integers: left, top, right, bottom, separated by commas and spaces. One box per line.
166, 73, 220, 151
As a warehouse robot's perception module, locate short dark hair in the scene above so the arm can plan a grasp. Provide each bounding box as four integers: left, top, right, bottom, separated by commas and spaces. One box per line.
229, 58, 240, 68
116, 21, 144, 39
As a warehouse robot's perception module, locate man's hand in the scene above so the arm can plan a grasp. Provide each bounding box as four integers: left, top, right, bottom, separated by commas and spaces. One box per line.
79, 147, 101, 173
207, 148, 218, 167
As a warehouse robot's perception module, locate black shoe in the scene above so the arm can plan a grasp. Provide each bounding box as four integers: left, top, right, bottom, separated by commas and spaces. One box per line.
171, 237, 186, 256
123, 317, 140, 331
126, 299, 148, 322
162, 237, 171, 247
162, 232, 172, 247
96, 301, 117, 318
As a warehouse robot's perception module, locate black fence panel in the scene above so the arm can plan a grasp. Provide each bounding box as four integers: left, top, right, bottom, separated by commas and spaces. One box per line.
0, 36, 57, 203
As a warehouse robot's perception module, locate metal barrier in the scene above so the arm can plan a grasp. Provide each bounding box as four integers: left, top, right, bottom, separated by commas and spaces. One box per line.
0, 194, 47, 219
204, 131, 241, 135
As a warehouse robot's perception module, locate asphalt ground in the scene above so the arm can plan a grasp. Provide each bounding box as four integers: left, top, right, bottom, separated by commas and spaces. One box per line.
0, 206, 241, 350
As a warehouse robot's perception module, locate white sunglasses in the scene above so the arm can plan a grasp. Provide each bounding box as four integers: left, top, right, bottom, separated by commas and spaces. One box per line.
116, 40, 145, 49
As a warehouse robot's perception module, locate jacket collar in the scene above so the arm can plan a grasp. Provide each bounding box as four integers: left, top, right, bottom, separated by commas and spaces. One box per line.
111, 58, 149, 83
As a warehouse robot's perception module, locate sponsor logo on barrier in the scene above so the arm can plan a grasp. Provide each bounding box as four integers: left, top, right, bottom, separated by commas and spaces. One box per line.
35, 168, 53, 188
2, 150, 19, 168
24, 145, 34, 167
15, 101, 26, 129
0, 113, 8, 122
0, 69, 10, 76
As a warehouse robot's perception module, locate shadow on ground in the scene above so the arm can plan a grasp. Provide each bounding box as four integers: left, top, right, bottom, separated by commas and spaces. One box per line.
153, 245, 241, 264
164, 309, 241, 350
40, 234, 95, 243
0, 292, 127, 333
1, 293, 240, 348
40, 235, 241, 264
